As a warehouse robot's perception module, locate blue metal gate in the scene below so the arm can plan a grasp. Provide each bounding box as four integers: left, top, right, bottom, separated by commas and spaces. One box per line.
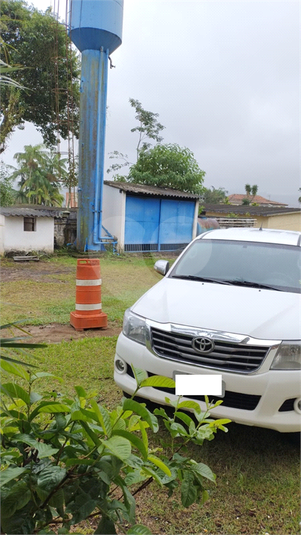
124, 196, 195, 252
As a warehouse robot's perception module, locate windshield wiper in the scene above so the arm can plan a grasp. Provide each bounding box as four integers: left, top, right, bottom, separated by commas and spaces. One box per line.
226, 279, 281, 291
171, 275, 232, 285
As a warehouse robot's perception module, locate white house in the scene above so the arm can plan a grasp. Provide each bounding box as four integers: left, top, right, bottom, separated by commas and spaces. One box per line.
0, 207, 56, 255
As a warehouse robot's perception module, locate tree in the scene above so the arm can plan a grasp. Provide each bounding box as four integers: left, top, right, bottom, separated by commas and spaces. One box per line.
201, 186, 228, 204
0, 0, 80, 153
130, 98, 165, 158
107, 99, 165, 179
245, 184, 251, 197
299, 188, 301, 203
128, 143, 205, 194
9, 144, 64, 206
0, 161, 15, 206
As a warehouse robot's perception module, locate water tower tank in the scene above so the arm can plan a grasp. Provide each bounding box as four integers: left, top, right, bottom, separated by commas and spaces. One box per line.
69, 0, 123, 52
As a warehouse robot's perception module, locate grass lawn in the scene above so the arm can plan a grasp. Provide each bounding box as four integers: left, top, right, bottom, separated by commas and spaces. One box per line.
1, 253, 300, 534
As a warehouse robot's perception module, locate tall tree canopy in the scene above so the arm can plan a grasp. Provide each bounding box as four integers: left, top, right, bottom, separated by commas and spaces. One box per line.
128, 144, 205, 194
201, 186, 228, 204
9, 144, 65, 206
0, 0, 80, 153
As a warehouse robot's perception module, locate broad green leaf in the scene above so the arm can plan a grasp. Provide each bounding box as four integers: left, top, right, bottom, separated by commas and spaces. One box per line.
175, 411, 194, 428
123, 399, 158, 433
94, 515, 116, 534
91, 400, 112, 437
190, 461, 216, 483
181, 471, 197, 507
138, 420, 148, 452
0, 466, 28, 487
1, 383, 30, 405
140, 466, 163, 486
131, 365, 148, 386
65, 458, 96, 468
38, 403, 71, 414
127, 415, 141, 431
177, 400, 201, 413
124, 470, 147, 486
0, 360, 30, 381
30, 391, 42, 404
13, 434, 59, 459
112, 429, 147, 460
37, 466, 67, 491
1, 480, 31, 518
75, 385, 87, 398
122, 485, 136, 523
80, 420, 101, 446
147, 455, 171, 476
140, 376, 175, 389
102, 435, 131, 460
127, 525, 152, 535
170, 422, 188, 437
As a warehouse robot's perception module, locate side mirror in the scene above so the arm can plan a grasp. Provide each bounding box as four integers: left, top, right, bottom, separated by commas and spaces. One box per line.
154, 260, 170, 276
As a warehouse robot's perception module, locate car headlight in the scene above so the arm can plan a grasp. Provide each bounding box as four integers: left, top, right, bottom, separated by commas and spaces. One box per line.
122, 309, 150, 346
270, 342, 301, 370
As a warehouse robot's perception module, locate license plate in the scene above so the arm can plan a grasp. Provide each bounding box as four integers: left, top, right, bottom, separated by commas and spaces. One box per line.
173, 372, 225, 398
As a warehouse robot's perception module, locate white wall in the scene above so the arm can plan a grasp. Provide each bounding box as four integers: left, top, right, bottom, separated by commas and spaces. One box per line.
3, 216, 54, 253
102, 185, 126, 250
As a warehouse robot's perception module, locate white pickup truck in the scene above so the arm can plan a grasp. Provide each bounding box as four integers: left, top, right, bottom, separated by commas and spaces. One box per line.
114, 228, 301, 433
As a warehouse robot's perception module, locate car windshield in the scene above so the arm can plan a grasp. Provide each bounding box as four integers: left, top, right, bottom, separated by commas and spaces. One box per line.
170, 239, 301, 293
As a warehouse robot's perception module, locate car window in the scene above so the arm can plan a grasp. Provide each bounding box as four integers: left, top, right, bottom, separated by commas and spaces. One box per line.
170, 239, 301, 293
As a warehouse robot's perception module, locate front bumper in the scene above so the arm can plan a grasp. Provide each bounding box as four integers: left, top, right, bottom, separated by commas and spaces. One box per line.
114, 333, 301, 433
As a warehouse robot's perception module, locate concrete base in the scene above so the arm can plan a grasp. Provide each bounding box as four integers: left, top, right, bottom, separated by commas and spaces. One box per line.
70, 311, 108, 331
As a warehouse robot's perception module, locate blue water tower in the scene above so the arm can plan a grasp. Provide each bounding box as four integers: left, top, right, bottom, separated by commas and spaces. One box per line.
69, 0, 123, 251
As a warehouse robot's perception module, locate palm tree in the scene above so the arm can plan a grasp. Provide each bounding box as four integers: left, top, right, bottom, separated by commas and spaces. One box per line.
251, 185, 258, 200
9, 144, 64, 206
245, 184, 251, 197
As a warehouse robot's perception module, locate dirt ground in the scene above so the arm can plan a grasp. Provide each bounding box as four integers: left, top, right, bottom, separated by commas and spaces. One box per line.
1, 258, 122, 343
21, 322, 122, 344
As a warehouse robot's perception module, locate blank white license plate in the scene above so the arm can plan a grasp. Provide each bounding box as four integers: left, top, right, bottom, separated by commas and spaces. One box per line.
173, 372, 225, 398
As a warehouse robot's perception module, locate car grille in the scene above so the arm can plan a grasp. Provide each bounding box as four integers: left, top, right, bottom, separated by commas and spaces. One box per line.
126, 367, 260, 411
151, 328, 270, 373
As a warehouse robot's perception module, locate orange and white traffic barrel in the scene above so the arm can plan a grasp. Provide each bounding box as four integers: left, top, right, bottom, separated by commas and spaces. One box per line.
70, 259, 108, 330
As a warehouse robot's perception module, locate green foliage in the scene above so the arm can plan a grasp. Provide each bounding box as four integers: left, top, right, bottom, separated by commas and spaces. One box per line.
0, 354, 229, 534
244, 184, 258, 201
129, 98, 165, 158
0, 0, 80, 153
9, 144, 66, 206
128, 143, 205, 194
107, 99, 165, 178
201, 186, 228, 204
0, 160, 15, 206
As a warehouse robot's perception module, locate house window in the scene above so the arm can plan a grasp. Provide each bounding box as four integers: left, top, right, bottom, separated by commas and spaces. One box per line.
24, 217, 36, 232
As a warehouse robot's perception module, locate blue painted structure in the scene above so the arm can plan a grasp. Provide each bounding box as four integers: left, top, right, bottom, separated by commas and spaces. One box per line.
69, 0, 123, 251
124, 196, 195, 252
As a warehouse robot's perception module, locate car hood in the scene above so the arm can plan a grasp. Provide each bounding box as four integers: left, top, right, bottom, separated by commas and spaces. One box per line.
132, 278, 301, 340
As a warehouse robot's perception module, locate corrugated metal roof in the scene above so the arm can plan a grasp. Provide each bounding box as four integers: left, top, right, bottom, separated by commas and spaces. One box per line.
0, 207, 57, 217
204, 204, 301, 217
104, 181, 199, 199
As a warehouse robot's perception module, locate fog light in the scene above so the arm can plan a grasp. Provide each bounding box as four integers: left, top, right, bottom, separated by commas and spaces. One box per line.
294, 398, 301, 414
115, 358, 126, 373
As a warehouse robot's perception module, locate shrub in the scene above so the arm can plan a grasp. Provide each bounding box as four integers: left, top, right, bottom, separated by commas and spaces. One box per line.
0, 330, 230, 534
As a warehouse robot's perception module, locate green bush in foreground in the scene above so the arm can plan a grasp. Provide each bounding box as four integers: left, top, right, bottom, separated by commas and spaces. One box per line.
0, 354, 230, 534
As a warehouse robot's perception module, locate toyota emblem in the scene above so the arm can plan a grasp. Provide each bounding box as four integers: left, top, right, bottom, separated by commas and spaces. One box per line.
192, 337, 215, 354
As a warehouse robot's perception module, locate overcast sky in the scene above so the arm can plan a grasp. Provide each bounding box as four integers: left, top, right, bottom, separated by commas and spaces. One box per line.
2, 0, 300, 206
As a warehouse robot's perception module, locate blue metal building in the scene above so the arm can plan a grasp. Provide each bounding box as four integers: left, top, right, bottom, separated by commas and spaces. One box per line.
102, 182, 200, 253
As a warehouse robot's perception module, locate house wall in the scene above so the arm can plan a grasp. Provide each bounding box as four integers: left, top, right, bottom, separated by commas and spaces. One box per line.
206, 209, 301, 232
254, 213, 301, 231
102, 185, 126, 251
3, 216, 54, 253
0, 215, 5, 255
